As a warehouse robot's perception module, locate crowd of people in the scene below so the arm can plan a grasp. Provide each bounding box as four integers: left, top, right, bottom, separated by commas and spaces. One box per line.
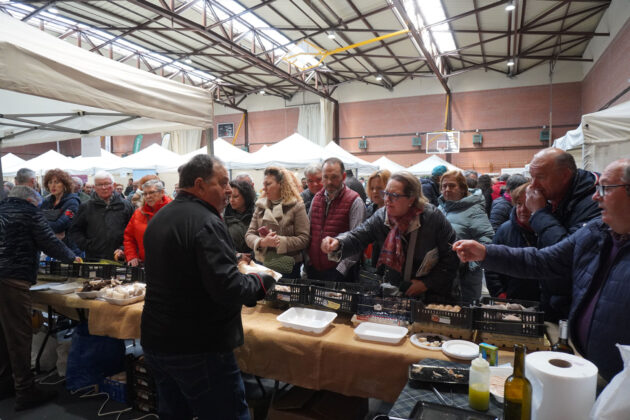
0, 148, 628, 416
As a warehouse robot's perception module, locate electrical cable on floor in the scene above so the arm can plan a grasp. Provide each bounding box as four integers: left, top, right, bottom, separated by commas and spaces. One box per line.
70, 384, 132, 417
124, 413, 159, 420
37, 368, 66, 385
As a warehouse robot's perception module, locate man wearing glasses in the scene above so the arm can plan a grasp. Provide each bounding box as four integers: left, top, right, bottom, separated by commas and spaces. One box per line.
525, 147, 601, 320
453, 158, 630, 382
70, 171, 134, 260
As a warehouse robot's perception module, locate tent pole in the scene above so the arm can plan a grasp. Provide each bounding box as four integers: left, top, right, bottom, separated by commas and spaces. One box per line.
0, 140, 4, 190
206, 127, 214, 157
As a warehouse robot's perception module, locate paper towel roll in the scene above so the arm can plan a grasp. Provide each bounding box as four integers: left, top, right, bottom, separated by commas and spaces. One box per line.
525, 351, 598, 420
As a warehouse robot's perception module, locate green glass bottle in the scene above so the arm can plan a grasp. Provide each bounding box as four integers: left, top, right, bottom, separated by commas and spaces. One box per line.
503, 344, 532, 420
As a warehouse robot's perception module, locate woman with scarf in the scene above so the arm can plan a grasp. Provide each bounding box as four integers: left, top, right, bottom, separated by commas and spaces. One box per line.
224, 179, 256, 254
245, 166, 310, 278
321, 172, 459, 300
485, 182, 542, 302
123, 179, 172, 266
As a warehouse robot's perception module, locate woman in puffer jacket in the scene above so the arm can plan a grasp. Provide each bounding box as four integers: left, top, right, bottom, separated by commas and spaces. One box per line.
245, 166, 310, 278
438, 170, 494, 304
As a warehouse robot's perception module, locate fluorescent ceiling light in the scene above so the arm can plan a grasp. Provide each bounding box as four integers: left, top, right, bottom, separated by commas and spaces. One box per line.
259, 89, 265, 95
49, 8, 59, 13
507, 59, 515, 66
327, 31, 336, 40
505, 1, 516, 11
375, 74, 383, 81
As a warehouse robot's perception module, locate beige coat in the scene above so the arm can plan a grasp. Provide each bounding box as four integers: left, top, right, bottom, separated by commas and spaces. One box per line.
245, 197, 310, 263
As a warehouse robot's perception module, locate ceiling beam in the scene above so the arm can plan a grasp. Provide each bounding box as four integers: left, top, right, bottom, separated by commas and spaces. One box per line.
391, 0, 450, 94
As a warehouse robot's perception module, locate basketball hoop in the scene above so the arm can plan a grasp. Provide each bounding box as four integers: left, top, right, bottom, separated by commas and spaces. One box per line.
426, 131, 460, 154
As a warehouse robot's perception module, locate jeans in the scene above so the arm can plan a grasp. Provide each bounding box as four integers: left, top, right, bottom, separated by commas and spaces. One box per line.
144, 350, 249, 420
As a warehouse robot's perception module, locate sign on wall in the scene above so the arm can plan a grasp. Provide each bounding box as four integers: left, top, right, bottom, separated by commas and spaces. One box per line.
217, 123, 234, 138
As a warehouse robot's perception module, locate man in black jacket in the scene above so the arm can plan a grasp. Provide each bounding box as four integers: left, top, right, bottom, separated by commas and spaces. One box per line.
70, 171, 134, 260
526, 148, 601, 320
141, 155, 275, 420
0, 186, 80, 411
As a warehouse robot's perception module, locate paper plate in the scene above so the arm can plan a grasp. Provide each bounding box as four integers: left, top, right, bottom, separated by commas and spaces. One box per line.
441, 339, 479, 360
102, 294, 145, 306
409, 333, 451, 351
76, 290, 100, 299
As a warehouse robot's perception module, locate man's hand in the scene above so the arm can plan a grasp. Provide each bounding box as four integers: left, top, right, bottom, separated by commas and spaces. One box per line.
320, 236, 340, 254
405, 279, 428, 296
236, 253, 251, 264
113, 249, 125, 262
127, 258, 139, 267
260, 232, 280, 248
452, 240, 487, 262
525, 185, 547, 213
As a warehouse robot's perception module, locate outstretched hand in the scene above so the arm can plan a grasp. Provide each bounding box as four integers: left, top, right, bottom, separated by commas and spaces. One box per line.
452, 240, 487, 262
320, 236, 340, 254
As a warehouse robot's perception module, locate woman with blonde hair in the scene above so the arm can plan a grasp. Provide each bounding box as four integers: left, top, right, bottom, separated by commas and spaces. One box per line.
245, 166, 310, 278
321, 171, 459, 300
366, 169, 391, 218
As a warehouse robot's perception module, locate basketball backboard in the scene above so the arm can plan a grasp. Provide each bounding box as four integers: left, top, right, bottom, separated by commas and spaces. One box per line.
426, 131, 460, 154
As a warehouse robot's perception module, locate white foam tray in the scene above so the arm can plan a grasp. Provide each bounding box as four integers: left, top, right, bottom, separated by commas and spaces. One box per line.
276, 307, 337, 334
354, 322, 408, 344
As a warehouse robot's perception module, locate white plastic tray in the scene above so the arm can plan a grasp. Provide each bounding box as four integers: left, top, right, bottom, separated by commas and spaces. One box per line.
354, 322, 408, 344
76, 291, 100, 299
276, 307, 337, 334
441, 339, 480, 360
48, 282, 82, 294
102, 294, 145, 306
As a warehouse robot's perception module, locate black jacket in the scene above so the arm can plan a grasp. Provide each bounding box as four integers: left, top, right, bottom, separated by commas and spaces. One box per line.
41, 192, 81, 251
485, 209, 541, 301
336, 204, 459, 301
421, 178, 440, 207
0, 197, 76, 284
300, 189, 316, 215
69, 192, 134, 259
140, 191, 273, 354
489, 195, 512, 232
345, 175, 367, 203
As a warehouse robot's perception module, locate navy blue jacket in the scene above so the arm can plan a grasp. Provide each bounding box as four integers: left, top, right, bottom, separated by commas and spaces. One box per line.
485, 209, 541, 301
0, 197, 76, 284
41, 192, 81, 251
482, 220, 630, 381
421, 178, 439, 207
489, 195, 512, 232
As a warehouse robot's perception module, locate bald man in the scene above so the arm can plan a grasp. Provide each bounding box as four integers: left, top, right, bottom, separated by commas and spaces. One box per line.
453, 159, 630, 382
526, 148, 601, 320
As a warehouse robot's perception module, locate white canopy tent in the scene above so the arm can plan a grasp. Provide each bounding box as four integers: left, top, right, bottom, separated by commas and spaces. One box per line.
69, 149, 125, 174
322, 142, 378, 173
114, 143, 185, 173
552, 100, 630, 171
4, 149, 73, 176
1, 152, 24, 171
230, 133, 325, 170
179, 138, 253, 170
407, 155, 462, 176
0, 13, 212, 149
359, 155, 406, 176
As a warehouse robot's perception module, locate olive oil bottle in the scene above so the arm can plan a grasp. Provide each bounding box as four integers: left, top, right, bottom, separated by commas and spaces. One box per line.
551, 319, 575, 354
504, 344, 532, 420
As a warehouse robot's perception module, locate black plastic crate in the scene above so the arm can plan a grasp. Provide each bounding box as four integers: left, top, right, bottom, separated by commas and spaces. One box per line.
266, 278, 308, 306
308, 279, 379, 314
357, 295, 413, 323
49, 261, 81, 277
412, 301, 473, 329
110, 266, 145, 283
473, 297, 545, 337
77, 263, 117, 280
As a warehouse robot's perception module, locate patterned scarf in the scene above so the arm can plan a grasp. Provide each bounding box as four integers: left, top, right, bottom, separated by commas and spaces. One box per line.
377, 206, 422, 273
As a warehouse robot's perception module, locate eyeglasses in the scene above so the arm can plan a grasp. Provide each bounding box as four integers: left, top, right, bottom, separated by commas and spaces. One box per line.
379, 190, 410, 201
95, 183, 113, 188
595, 183, 630, 197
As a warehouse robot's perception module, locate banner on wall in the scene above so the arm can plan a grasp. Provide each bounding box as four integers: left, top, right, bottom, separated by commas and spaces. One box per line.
132, 134, 143, 153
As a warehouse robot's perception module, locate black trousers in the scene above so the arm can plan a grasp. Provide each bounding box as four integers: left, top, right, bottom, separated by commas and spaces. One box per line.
0, 280, 35, 395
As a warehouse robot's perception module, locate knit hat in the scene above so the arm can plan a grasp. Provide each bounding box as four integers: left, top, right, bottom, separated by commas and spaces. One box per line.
263, 249, 295, 275
431, 165, 448, 177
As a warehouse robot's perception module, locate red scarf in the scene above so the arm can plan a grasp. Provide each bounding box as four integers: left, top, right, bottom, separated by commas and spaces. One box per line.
377, 206, 422, 273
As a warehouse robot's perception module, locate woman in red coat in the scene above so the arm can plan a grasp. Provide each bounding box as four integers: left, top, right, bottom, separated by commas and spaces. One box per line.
123, 179, 172, 266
